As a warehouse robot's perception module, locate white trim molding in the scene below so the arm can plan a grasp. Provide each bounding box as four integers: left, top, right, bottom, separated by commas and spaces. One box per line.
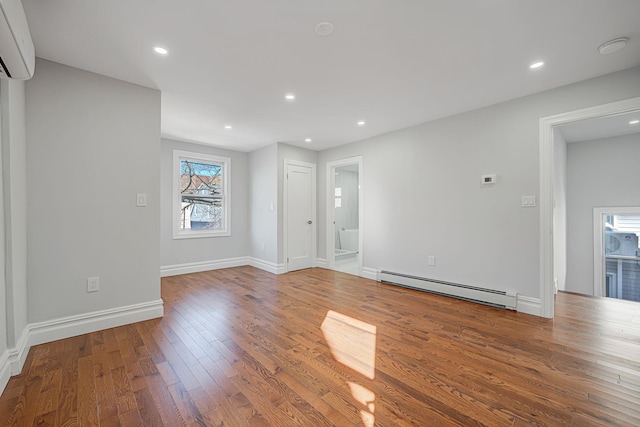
161, 257, 249, 277
7, 326, 30, 379
28, 300, 164, 347
316, 258, 328, 268
516, 295, 542, 316
161, 257, 286, 277
0, 299, 163, 393
248, 257, 286, 275
539, 96, 640, 319
361, 267, 379, 281
0, 351, 11, 395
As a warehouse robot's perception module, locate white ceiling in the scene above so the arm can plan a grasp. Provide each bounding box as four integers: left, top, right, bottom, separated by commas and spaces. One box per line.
22, 0, 640, 152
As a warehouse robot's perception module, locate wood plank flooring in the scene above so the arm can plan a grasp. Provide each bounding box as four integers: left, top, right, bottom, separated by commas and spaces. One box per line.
1, 266, 639, 426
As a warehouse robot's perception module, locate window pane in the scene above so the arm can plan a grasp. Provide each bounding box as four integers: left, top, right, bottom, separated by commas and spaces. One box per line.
180, 159, 224, 230
180, 160, 222, 196
181, 201, 224, 230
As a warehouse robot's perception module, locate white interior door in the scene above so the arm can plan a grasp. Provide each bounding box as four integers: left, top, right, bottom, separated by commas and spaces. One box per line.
285, 161, 316, 272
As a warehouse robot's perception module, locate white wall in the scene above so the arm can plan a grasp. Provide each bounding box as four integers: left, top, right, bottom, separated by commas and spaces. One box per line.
0, 79, 28, 367
249, 143, 278, 264
318, 67, 640, 299
566, 133, 640, 295
26, 59, 162, 322
277, 143, 318, 264
160, 138, 249, 268
553, 129, 568, 292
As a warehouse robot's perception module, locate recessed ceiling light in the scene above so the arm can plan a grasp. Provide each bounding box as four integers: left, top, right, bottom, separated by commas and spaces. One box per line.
630, 119, 640, 125
599, 37, 629, 55
357, 120, 366, 126
315, 22, 335, 37
305, 138, 312, 143
285, 93, 296, 101
224, 125, 232, 130
529, 61, 544, 70
153, 46, 168, 55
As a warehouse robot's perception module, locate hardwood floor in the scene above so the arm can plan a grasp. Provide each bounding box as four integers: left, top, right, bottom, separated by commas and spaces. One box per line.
1, 266, 639, 426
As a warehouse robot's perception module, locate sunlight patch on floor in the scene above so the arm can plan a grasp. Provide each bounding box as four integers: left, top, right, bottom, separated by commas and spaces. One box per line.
321, 310, 377, 425
348, 381, 375, 427
321, 310, 377, 379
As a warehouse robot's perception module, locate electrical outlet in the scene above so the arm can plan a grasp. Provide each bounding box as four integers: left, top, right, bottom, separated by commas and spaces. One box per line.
428, 256, 436, 266
136, 193, 147, 207
87, 277, 99, 293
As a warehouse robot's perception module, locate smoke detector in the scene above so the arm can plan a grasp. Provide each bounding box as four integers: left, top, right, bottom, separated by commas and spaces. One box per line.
598, 37, 629, 55
315, 22, 334, 37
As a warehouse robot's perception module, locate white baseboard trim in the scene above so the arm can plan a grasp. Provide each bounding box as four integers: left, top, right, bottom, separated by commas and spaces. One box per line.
28, 299, 165, 347
517, 295, 542, 316
8, 326, 30, 379
361, 267, 379, 281
0, 299, 163, 395
316, 258, 328, 268
161, 257, 249, 277
0, 350, 10, 396
0, 326, 31, 392
248, 257, 285, 275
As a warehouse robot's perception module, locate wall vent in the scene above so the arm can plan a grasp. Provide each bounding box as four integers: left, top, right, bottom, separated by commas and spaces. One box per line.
379, 271, 517, 310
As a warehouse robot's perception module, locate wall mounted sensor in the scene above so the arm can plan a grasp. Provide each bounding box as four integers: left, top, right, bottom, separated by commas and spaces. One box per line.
481, 174, 497, 187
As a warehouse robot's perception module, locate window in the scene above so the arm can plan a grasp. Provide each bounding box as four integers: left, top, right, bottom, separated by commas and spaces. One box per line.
173, 150, 230, 238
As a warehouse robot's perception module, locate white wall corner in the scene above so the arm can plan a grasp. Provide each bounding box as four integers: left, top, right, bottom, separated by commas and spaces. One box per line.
28, 299, 164, 348
276, 263, 287, 275
362, 267, 379, 281
161, 257, 249, 277
316, 258, 328, 268
249, 257, 283, 275
516, 295, 542, 316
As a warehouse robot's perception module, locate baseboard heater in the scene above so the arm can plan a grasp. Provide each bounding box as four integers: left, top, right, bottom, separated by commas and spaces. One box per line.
379, 270, 517, 310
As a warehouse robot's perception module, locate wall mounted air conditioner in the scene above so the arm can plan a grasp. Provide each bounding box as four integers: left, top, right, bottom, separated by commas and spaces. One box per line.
605, 231, 639, 257
0, 0, 35, 80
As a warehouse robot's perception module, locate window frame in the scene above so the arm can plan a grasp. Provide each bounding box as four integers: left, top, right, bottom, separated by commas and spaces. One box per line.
173, 150, 231, 239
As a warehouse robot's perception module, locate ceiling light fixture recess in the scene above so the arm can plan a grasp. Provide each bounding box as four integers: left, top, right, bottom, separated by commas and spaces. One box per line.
598, 37, 629, 55
529, 61, 544, 69
285, 93, 296, 101
630, 119, 640, 125
224, 125, 232, 130
153, 46, 168, 55
315, 22, 334, 37
357, 120, 366, 126
305, 138, 312, 143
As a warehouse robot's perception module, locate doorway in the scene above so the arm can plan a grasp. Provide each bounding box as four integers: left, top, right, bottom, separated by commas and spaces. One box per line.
540, 96, 640, 317
283, 159, 316, 272
326, 156, 363, 276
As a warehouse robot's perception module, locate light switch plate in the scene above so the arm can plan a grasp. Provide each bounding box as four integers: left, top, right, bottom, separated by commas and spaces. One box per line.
522, 195, 536, 207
